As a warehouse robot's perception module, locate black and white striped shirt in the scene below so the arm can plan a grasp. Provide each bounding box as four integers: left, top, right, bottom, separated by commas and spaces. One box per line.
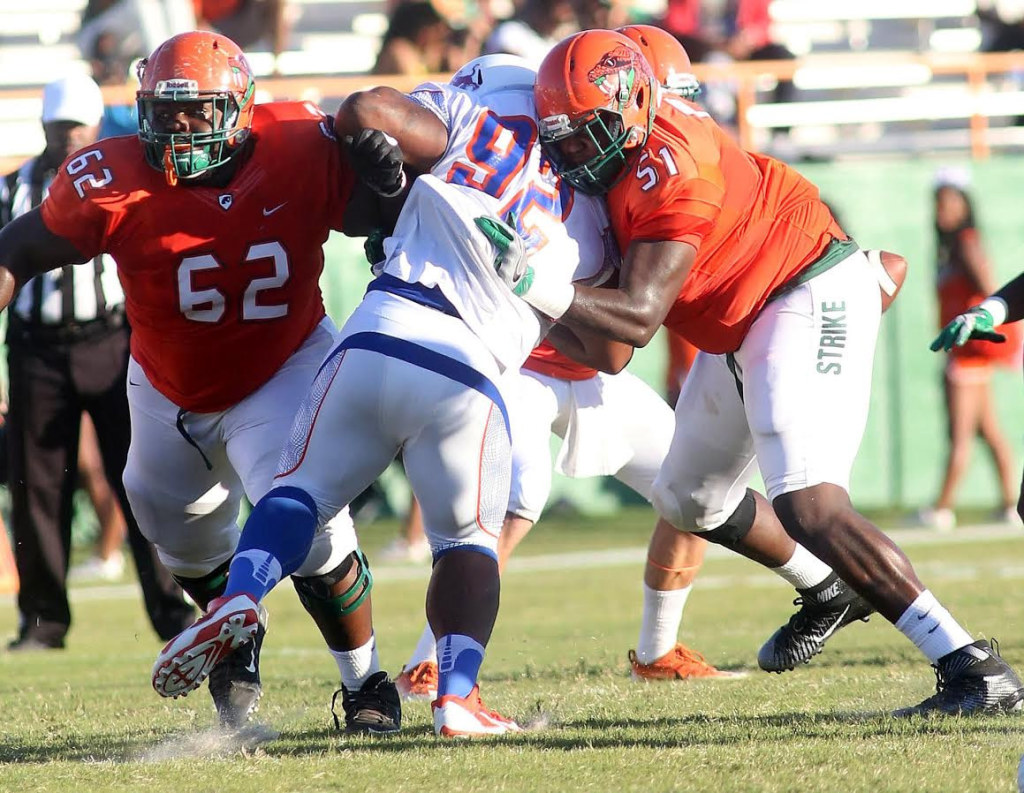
1, 156, 124, 327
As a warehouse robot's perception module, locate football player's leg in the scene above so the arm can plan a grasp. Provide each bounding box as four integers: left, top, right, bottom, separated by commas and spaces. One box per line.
397, 369, 559, 701
123, 356, 244, 600
403, 377, 520, 736
746, 251, 1021, 713
590, 369, 724, 679
651, 352, 864, 672
498, 369, 562, 571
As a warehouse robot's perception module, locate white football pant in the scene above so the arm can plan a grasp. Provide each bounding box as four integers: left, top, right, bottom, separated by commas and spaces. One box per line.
123, 317, 357, 578
505, 367, 676, 522
276, 292, 511, 557
653, 249, 881, 531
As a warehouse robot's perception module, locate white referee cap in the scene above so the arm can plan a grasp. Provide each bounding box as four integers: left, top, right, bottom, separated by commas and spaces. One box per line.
42, 73, 104, 127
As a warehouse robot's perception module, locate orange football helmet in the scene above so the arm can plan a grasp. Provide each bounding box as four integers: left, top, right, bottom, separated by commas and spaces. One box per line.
136, 31, 256, 185
617, 24, 700, 100
534, 30, 657, 195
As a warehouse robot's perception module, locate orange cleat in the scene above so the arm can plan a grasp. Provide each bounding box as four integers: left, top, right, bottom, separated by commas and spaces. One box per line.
628, 643, 747, 681
395, 660, 439, 701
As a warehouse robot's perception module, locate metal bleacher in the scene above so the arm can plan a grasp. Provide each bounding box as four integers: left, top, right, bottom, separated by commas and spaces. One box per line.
0, 0, 390, 167
2, 0, 1024, 169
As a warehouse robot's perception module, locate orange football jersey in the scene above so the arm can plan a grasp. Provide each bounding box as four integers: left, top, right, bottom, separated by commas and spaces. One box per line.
608, 95, 844, 354
522, 340, 598, 380
41, 101, 353, 412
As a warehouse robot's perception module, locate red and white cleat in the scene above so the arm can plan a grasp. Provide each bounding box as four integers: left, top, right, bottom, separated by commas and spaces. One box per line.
395, 661, 439, 701
152, 593, 261, 699
432, 686, 522, 737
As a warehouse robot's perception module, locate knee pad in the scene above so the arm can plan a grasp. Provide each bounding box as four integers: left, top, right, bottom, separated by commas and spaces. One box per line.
173, 560, 230, 612
698, 490, 756, 551
291, 550, 373, 620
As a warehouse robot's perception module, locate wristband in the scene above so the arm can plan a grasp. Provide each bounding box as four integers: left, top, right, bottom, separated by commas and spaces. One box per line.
523, 279, 575, 320
978, 296, 1008, 327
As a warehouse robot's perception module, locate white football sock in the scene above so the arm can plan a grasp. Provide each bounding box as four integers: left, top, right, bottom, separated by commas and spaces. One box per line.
894, 589, 975, 663
635, 582, 692, 664
406, 623, 438, 668
331, 632, 380, 691
770, 544, 834, 590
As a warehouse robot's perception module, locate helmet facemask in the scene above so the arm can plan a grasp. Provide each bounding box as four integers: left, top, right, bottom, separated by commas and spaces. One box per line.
541, 108, 636, 196
137, 81, 251, 185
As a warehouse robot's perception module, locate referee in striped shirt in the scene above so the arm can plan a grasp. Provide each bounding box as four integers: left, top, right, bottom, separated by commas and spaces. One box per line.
1, 74, 194, 651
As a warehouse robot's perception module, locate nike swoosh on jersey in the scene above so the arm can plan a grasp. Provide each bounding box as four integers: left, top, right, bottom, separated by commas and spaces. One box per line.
263, 203, 287, 216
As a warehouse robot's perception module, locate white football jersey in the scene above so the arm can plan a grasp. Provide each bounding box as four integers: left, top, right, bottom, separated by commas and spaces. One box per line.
377, 82, 617, 373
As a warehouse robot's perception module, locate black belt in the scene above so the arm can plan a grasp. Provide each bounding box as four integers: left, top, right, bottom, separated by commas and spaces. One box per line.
8, 308, 126, 346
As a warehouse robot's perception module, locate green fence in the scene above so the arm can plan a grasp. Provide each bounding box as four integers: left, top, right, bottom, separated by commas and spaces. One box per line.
320, 155, 1024, 515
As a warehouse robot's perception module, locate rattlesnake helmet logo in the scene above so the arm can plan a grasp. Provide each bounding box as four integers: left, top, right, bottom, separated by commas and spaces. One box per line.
587, 46, 641, 110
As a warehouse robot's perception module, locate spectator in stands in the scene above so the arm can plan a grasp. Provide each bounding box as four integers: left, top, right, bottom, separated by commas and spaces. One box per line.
574, 0, 629, 32
192, 0, 289, 71
978, 0, 1024, 53
660, 0, 715, 63
1, 75, 194, 651
482, 0, 579, 67
722, 0, 795, 106
373, 1, 453, 75
78, 0, 195, 68
916, 167, 1022, 531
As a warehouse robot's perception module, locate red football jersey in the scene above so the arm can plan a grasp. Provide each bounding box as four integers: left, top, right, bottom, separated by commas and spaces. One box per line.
608, 95, 844, 354
522, 340, 598, 380
41, 101, 353, 412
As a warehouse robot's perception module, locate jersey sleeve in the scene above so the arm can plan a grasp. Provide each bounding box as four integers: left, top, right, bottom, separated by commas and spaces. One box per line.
317, 112, 355, 232
409, 82, 479, 161
624, 142, 724, 250
39, 147, 117, 260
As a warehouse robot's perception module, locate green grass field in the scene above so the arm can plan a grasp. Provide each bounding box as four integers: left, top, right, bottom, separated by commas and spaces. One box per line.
2, 508, 1023, 793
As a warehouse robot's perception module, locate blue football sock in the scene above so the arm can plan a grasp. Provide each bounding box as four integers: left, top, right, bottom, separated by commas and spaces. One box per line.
223, 486, 318, 602
436, 634, 485, 699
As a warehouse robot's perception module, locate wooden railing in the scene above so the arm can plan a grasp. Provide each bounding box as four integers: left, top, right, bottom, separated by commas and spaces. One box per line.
4, 49, 1024, 172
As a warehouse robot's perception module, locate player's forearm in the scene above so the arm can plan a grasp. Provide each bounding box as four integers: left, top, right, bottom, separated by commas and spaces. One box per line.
989, 272, 1024, 324
558, 239, 694, 348
544, 322, 634, 373
0, 209, 87, 307
561, 283, 668, 348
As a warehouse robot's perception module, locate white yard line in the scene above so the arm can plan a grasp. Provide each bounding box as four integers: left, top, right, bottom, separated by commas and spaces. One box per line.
5, 522, 1020, 605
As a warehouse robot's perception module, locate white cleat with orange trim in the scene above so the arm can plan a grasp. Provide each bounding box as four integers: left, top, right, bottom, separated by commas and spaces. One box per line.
152, 593, 261, 699
432, 686, 522, 737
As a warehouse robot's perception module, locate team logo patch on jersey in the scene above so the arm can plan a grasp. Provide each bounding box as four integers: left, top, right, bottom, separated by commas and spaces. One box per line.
218, 194, 233, 210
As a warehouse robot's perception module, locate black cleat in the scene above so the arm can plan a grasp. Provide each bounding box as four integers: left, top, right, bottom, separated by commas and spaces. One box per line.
332, 670, 402, 735
208, 606, 267, 728
758, 573, 874, 673
893, 639, 1024, 717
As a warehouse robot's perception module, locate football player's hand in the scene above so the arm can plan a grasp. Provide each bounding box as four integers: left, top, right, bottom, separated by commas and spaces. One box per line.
930, 307, 1006, 351
474, 213, 533, 295
364, 227, 386, 267
346, 129, 407, 198
474, 213, 576, 320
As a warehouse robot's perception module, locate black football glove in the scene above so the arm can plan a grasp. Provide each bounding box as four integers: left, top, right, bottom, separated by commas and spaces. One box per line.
346, 128, 407, 198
